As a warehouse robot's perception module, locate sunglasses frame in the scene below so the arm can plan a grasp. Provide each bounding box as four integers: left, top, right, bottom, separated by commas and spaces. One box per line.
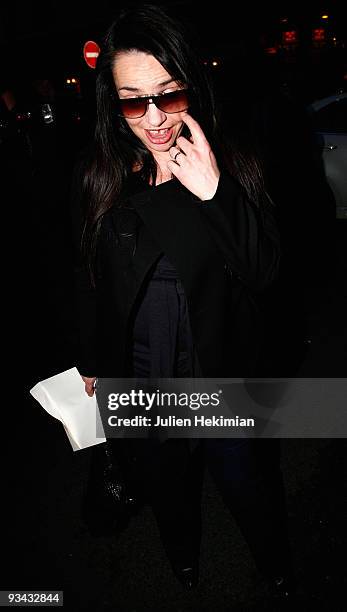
116, 88, 189, 119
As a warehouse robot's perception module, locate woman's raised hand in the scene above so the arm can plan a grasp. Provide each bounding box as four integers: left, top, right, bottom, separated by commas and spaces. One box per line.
81, 376, 96, 397
167, 113, 220, 201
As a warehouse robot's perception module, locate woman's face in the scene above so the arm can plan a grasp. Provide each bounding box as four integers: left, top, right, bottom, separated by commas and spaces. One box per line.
112, 51, 187, 159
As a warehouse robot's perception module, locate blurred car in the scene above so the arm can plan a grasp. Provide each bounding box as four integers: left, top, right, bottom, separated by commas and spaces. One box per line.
308, 92, 347, 219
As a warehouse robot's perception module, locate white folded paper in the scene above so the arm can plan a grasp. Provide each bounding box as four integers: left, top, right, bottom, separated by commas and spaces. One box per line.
30, 367, 106, 451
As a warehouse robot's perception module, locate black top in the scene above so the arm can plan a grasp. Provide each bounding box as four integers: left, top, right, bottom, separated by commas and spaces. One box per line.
132, 253, 198, 378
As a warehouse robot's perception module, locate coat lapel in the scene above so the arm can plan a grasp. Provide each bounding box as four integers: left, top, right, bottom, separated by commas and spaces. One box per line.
109, 181, 162, 312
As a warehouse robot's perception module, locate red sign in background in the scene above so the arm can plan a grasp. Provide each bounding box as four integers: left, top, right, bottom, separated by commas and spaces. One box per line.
83, 41, 100, 69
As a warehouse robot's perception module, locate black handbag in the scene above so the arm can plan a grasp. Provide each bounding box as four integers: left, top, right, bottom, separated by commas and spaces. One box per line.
81, 439, 141, 536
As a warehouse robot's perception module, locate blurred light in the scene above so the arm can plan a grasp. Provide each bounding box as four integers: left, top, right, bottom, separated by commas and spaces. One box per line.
66, 78, 79, 86
332, 37, 337, 41
265, 47, 277, 55
280, 17, 288, 24
321, 14, 329, 19
16, 112, 31, 121
212, 61, 219, 66
313, 28, 325, 41
283, 30, 297, 43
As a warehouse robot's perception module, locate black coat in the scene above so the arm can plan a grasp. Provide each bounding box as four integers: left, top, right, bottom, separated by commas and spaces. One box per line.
72, 171, 280, 378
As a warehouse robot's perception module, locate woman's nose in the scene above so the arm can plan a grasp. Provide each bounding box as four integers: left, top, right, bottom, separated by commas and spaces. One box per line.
146, 101, 167, 126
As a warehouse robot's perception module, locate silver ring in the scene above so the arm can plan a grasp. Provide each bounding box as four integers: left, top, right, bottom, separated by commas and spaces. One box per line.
174, 151, 181, 161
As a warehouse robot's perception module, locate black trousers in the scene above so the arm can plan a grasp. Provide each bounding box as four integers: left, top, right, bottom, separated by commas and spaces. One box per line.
115, 437, 292, 579
128, 321, 203, 569
205, 438, 293, 579
114, 437, 204, 569
130, 335, 291, 576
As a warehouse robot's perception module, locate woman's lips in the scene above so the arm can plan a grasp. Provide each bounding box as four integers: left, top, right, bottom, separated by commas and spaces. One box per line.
145, 127, 173, 144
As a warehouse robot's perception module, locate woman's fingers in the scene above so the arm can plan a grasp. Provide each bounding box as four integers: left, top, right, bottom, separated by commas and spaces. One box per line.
169, 134, 191, 162
169, 146, 183, 162
175, 135, 192, 154
81, 376, 96, 397
85, 384, 94, 397
181, 113, 208, 146
167, 114, 220, 200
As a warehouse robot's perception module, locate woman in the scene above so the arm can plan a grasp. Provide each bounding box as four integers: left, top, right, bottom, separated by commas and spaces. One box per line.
71, 4, 295, 600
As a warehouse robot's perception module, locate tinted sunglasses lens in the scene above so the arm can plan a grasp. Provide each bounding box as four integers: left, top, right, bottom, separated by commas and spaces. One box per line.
119, 98, 147, 118
158, 90, 189, 113
118, 89, 189, 118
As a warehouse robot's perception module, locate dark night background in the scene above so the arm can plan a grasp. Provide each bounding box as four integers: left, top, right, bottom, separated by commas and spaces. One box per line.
2, 1, 347, 611
1, 0, 346, 101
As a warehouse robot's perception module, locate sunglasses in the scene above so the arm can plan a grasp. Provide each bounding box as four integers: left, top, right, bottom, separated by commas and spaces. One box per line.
117, 88, 189, 119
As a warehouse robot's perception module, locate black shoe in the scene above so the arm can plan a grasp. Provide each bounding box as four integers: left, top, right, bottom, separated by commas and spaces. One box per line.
173, 565, 199, 590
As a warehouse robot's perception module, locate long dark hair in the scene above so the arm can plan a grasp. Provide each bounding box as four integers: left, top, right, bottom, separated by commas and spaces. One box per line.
81, 3, 266, 280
